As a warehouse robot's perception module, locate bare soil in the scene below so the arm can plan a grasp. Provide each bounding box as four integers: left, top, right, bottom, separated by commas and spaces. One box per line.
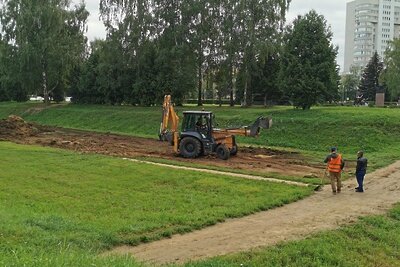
0, 115, 324, 178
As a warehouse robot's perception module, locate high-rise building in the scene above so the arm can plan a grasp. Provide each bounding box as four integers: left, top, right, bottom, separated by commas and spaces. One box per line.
344, 0, 400, 73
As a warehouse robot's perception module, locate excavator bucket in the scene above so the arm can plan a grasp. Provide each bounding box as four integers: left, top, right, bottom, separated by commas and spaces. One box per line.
249, 116, 272, 137
160, 131, 174, 145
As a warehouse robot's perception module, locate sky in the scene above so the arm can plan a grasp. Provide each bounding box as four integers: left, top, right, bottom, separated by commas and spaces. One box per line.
84, 0, 351, 71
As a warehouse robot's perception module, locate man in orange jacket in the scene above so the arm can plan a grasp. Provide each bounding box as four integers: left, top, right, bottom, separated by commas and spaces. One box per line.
324, 147, 345, 194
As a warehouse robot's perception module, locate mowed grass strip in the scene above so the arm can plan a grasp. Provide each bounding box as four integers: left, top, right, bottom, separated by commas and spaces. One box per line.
0, 142, 312, 266
137, 156, 323, 185
185, 204, 400, 267
2, 103, 399, 170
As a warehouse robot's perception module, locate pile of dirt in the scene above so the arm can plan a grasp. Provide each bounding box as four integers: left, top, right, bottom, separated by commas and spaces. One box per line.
0, 115, 40, 138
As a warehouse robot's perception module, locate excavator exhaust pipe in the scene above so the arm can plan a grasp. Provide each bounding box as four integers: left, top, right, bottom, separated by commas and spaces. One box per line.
249, 117, 272, 137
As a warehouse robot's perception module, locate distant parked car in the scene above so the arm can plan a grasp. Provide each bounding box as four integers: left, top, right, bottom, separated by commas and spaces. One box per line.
29, 96, 44, 101
65, 97, 72, 102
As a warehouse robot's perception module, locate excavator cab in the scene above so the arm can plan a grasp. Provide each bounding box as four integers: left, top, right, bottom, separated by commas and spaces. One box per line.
179, 111, 215, 157
181, 112, 212, 138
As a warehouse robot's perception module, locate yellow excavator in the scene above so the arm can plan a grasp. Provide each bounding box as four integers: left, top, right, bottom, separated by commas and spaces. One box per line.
159, 95, 272, 160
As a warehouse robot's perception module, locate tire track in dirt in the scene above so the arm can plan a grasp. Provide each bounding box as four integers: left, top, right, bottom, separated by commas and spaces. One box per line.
104, 161, 400, 265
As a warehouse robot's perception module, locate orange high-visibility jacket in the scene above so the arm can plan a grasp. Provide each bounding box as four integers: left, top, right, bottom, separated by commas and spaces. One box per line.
328, 154, 342, 173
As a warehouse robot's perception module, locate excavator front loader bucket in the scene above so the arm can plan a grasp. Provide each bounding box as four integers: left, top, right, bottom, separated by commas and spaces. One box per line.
249, 116, 272, 137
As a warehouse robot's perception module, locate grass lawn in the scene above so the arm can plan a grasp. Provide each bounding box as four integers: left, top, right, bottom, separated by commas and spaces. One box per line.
1, 103, 400, 266
138, 156, 323, 185
186, 204, 400, 267
1, 102, 400, 171
0, 142, 312, 266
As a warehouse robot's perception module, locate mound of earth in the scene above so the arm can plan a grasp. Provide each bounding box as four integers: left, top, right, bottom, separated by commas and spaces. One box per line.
0, 115, 40, 138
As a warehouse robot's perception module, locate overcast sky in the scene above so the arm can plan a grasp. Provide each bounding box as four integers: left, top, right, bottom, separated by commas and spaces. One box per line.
84, 0, 351, 71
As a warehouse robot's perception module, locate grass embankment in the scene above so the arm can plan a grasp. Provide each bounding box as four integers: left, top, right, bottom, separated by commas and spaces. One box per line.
1, 103, 400, 266
186, 204, 400, 267
2, 102, 400, 171
0, 102, 38, 118
0, 142, 312, 266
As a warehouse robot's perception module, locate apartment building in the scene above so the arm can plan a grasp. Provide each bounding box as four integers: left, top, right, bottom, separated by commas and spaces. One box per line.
344, 0, 400, 73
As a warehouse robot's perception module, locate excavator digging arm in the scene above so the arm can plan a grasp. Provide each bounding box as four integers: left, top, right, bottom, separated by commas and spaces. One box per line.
159, 95, 179, 152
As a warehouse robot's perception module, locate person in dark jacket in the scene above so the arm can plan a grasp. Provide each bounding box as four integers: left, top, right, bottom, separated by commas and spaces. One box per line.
355, 151, 367, 192
324, 147, 345, 194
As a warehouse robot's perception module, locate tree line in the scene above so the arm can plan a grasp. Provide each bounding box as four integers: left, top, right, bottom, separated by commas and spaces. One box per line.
1, 0, 345, 109
341, 43, 400, 104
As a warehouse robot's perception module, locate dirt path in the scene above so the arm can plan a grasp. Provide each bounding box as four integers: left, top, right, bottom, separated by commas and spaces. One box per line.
105, 161, 400, 265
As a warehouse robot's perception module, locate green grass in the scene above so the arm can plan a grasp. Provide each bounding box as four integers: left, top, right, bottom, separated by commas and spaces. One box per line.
185, 204, 400, 267
1, 103, 400, 266
0, 142, 312, 266
0, 101, 40, 118
138, 156, 324, 185
2, 102, 400, 171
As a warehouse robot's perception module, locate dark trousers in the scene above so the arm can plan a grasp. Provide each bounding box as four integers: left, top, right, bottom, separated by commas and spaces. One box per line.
356, 170, 366, 191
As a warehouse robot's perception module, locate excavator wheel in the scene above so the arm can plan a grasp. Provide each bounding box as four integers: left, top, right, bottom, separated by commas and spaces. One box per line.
230, 145, 238, 156
179, 137, 202, 158
216, 144, 230, 160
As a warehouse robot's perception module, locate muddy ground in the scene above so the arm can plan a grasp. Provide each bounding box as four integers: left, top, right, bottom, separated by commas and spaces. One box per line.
0, 115, 324, 178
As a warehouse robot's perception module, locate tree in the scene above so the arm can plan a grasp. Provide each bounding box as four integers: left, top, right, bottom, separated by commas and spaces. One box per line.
0, 36, 26, 101
280, 10, 339, 110
155, 44, 197, 106
358, 51, 383, 102
96, 34, 134, 105
214, 62, 230, 106
132, 41, 160, 106
100, 0, 197, 105
185, 0, 216, 106
340, 65, 361, 102
252, 53, 282, 106
218, 0, 240, 106
381, 39, 400, 102
0, 0, 89, 104
236, 0, 289, 106
70, 40, 105, 104
0, 39, 11, 101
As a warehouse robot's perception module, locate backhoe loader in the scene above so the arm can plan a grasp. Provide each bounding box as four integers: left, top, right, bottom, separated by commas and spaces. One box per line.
159, 95, 272, 160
